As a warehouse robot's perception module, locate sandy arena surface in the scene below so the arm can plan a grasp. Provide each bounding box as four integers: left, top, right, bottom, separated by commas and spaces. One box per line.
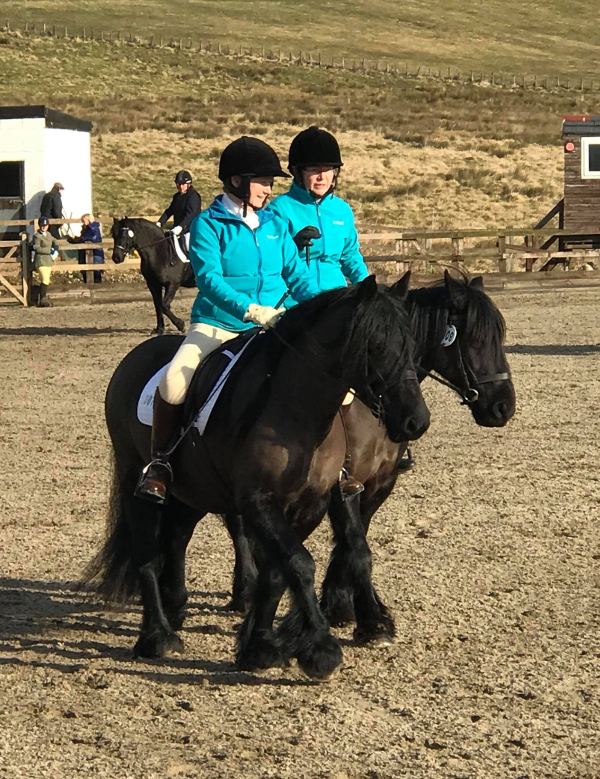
1, 288, 599, 779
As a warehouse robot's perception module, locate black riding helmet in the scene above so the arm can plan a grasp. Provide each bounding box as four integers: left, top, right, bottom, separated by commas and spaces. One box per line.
219, 137, 289, 213
288, 127, 343, 192
38, 216, 50, 228
174, 170, 193, 185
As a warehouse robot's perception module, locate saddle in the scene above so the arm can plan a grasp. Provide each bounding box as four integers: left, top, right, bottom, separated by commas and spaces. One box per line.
136, 329, 274, 435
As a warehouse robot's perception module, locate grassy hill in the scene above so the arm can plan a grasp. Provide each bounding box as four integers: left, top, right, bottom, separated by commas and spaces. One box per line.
0, 26, 590, 234
6, 0, 600, 78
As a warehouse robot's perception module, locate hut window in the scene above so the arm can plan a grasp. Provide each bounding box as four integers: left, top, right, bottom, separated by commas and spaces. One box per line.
581, 138, 600, 178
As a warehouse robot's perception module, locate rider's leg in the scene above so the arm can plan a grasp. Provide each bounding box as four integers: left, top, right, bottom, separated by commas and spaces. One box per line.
37, 266, 52, 308
339, 394, 364, 497
135, 323, 238, 503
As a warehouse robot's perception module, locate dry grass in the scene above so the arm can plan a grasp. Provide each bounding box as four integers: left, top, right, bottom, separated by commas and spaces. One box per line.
6, 0, 600, 77
0, 33, 571, 230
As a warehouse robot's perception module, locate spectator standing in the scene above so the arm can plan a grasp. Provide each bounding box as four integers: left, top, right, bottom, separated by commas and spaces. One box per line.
40, 182, 64, 239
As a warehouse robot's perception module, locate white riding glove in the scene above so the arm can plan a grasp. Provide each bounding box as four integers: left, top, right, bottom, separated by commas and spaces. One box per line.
171, 225, 183, 236
244, 304, 285, 329
155, 221, 162, 228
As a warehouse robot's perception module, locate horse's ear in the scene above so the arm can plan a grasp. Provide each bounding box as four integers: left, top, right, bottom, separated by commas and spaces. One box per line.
357, 274, 378, 301
112, 216, 117, 224
389, 270, 411, 300
469, 275, 484, 290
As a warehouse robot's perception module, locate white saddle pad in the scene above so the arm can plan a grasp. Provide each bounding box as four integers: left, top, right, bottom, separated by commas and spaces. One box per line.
172, 232, 190, 263
137, 334, 257, 435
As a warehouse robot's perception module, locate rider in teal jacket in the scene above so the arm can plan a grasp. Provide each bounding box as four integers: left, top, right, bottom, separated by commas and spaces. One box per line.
189, 195, 319, 331
268, 127, 369, 294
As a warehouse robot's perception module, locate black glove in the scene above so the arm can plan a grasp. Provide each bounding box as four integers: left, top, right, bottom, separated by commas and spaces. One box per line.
293, 225, 321, 251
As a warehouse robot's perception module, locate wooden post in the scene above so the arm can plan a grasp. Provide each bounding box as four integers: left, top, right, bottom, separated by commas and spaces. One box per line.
21, 232, 29, 306
84, 247, 95, 291
451, 236, 464, 267
497, 234, 507, 272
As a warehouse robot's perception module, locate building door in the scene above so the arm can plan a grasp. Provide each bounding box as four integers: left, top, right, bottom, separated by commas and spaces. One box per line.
0, 160, 25, 240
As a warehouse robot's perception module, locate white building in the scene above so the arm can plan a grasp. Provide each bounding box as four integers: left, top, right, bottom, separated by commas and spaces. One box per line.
0, 105, 93, 236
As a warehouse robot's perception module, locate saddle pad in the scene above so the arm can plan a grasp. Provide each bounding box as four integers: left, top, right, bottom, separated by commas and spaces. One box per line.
137, 334, 257, 435
173, 233, 190, 263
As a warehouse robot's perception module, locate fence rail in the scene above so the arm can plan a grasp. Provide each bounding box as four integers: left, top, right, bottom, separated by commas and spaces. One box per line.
3, 19, 600, 94
2, 217, 598, 306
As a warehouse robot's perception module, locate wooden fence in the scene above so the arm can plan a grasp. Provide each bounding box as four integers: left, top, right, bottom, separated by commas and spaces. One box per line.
3, 217, 600, 307
3, 20, 600, 94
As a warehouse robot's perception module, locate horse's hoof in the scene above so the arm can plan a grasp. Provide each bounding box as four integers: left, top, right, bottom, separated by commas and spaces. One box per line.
133, 631, 184, 659
296, 634, 343, 680
175, 321, 186, 333
353, 621, 396, 647
236, 634, 285, 671
151, 328, 165, 337
320, 594, 356, 627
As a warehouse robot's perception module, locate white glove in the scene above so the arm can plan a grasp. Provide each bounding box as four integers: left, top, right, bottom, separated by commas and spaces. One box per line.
155, 221, 162, 228
244, 304, 285, 329
50, 249, 58, 260
171, 225, 183, 236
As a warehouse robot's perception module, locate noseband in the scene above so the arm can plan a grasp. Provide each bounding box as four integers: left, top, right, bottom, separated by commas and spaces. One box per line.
417, 317, 510, 405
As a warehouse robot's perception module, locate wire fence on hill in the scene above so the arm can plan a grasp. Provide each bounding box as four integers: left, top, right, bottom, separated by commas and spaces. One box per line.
3, 18, 600, 94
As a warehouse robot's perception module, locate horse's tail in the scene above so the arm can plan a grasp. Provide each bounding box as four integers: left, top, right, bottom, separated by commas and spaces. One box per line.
82, 453, 140, 604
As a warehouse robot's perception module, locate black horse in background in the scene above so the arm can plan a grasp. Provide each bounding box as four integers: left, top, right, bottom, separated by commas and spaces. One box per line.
111, 217, 195, 335
85, 276, 430, 679
225, 272, 516, 645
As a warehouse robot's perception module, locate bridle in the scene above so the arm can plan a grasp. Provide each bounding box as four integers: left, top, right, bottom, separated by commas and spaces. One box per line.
114, 225, 171, 255
416, 315, 511, 405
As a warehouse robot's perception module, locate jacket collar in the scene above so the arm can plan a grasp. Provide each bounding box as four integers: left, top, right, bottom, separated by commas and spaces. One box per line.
208, 194, 276, 226
288, 180, 334, 206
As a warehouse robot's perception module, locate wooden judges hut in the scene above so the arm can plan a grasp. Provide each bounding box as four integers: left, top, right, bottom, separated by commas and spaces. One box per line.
553, 116, 600, 245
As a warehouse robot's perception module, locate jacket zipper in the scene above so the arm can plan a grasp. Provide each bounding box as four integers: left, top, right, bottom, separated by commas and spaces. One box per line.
315, 202, 326, 286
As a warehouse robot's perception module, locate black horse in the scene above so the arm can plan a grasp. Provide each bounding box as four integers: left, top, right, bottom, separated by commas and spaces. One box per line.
111, 217, 196, 335
85, 275, 430, 679
225, 272, 516, 645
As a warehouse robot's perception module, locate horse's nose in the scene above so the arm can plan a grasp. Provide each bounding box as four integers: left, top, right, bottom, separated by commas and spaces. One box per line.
404, 407, 430, 441
492, 400, 511, 422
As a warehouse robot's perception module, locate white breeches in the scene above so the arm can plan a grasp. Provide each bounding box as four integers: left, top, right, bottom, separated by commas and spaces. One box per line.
158, 322, 238, 405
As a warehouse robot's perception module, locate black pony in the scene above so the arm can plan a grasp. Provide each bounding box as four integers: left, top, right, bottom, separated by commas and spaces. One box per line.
86, 275, 430, 679
226, 272, 516, 645
111, 217, 196, 334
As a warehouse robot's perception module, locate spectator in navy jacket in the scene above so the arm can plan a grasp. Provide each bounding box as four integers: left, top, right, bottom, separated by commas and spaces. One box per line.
68, 213, 105, 283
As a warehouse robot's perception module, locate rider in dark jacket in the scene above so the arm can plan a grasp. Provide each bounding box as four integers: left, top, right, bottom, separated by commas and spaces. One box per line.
157, 171, 202, 237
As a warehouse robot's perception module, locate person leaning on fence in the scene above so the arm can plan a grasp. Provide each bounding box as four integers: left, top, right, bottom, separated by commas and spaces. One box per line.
135, 136, 322, 504
31, 216, 59, 308
67, 213, 105, 283
40, 182, 64, 239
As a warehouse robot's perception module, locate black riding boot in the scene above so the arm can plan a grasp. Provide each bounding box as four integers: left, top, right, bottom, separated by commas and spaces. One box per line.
38, 283, 52, 308
135, 390, 184, 503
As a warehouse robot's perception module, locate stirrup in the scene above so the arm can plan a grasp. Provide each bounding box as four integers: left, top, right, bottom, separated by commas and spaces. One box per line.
398, 447, 415, 471
339, 467, 364, 499
134, 459, 173, 504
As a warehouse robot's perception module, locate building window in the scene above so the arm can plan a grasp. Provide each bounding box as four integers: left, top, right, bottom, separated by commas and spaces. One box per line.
0, 161, 24, 198
581, 138, 600, 178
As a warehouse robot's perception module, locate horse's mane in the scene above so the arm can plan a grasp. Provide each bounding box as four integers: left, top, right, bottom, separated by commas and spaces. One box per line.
273, 283, 414, 386
407, 276, 506, 354
111, 217, 165, 240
